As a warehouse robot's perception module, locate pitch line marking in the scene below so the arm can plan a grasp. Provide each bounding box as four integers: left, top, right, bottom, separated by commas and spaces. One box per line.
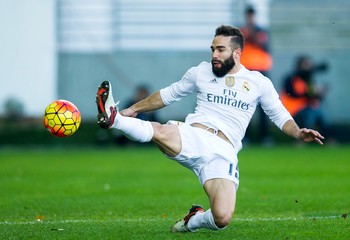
0, 215, 343, 225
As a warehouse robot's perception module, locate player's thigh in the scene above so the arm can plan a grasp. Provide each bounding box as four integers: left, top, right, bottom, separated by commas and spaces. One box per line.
204, 178, 236, 217
151, 122, 181, 157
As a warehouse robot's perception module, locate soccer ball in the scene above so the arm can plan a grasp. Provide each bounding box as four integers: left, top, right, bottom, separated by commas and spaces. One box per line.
43, 100, 81, 137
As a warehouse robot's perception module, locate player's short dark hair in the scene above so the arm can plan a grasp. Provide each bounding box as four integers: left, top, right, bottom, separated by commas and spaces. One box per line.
215, 25, 244, 50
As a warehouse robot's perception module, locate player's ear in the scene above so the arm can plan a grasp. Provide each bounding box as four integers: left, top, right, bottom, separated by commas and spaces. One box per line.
233, 48, 242, 61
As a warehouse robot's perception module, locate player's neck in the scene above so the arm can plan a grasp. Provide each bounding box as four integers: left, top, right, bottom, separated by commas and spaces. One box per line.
228, 63, 242, 75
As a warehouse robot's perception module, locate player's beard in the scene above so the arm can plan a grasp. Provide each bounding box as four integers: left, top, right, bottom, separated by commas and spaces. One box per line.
211, 54, 235, 77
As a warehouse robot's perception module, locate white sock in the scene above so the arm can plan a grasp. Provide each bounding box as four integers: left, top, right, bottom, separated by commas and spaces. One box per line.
111, 113, 154, 142
187, 209, 221, 231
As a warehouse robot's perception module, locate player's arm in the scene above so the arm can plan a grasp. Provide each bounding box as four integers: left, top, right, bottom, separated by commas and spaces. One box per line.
282, 119, 324, 145
120, 91, 165, 118
121, 64, 199, 118
259, 76, 324, 145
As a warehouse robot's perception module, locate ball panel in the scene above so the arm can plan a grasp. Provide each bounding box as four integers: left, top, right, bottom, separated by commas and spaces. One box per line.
63, 110, 73, 119
48, 119, 56, 128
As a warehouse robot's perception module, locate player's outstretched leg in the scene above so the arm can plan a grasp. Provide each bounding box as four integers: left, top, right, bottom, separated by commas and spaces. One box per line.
96, 81, 154, 142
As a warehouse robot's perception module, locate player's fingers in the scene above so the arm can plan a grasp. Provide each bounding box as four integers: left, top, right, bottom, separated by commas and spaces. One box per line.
120, 109, 131, 116
311, 130, 325, 139
314, 137, 324, 145
303, 128, 325, 139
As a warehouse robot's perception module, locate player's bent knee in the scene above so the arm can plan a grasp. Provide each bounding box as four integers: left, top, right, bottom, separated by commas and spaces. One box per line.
152, 123, 178, 142
213, 212, 232, 228
152, 123, 181, 157
152, 123, 168, 140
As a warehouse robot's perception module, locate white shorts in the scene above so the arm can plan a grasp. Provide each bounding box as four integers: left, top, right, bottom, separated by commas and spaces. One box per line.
166, 121, 239, 190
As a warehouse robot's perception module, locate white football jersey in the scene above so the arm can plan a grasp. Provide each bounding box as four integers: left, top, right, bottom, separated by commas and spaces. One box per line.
160, 61, 292, 152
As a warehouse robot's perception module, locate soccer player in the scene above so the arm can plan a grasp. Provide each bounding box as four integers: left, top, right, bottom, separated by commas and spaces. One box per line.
95, 25, 324, 232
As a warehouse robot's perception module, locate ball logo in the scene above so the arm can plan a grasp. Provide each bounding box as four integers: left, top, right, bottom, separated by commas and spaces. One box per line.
225, 76, 235, 87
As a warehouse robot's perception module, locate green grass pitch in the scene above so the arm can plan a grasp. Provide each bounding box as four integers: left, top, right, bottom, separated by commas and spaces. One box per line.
0, 145, 349, 239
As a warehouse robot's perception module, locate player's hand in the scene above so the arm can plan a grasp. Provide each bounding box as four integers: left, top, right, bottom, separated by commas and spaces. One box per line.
298, 128, 324, 145
120, 107, 138, 118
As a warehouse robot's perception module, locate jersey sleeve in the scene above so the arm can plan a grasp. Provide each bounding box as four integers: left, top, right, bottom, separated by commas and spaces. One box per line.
260, 76, 293, 130
159, 65, 198, 105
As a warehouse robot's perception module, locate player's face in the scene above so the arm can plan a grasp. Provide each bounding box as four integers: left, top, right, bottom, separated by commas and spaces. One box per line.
211, 36, 235, 77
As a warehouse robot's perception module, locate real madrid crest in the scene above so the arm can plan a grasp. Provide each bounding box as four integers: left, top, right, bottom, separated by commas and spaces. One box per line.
225, 76, 235, 87
242, 81, 250, 92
